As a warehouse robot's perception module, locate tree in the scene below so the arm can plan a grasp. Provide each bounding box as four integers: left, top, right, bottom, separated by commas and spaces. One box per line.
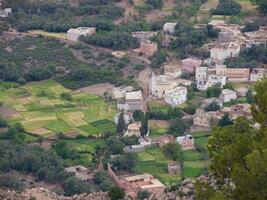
212, 0, 241, 15
117, 110, 127, 136
242, 22, 259, 32
146, 0, 163, 9
132, 110, 144, 121
108, 186, 125, 200
206, 84, 222, 98
60, 92, 72, 101
204, 79, 267, 200
64, 177, 91, 196
106, 136, 124, 155
204, 101, 220, 112
137, 190, 151, 200
54, 141, 70, 159
218, 113, 234, 127
140, 113, 148, 137
246, 89, 255, 104
162, 143, 183, 162
168, 119, 188, 136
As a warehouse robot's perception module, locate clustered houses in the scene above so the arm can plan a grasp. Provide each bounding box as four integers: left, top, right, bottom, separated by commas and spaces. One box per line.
193, 108, 223, 128
108, 163, 165, 198
67, 27, 96, 41
149, 72, 188, 107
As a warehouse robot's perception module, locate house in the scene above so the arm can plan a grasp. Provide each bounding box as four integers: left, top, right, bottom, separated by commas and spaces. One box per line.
219, 89, 237, 103
222, 103, 252, 119
65, 165, 94, 182
176, 135, 195, 150
0, 8, 11, 17
67, 27, 96, 41
124, 122, 142, 137
244, 26, 267, 45
114, 112, 132, 125
250, 68, 266, 82
168, 161, 181, 175
193, 108, 222, 127
149, 73, 177, 98
164, 86, 187, 107
181, 58, 202, 73
210, 43, 240, 64
112, 86, 134, 100
132, 31, 157, 42
198, 75, 226, 90
195, 67, 208, 82
163, 22, 177, 35
108, 164, 165, 198
226, 68, 250, 82
134, 41, 158, 57
125, 90, 143, 111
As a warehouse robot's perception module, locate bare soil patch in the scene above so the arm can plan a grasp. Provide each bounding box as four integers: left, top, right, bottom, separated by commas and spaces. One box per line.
78, 83, 115, 96
0, 106, 19, 118
149, 120, 170, 128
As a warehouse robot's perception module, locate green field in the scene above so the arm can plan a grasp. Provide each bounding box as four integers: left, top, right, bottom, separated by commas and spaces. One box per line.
0, 80, 116, 138
134, 146, 206, 186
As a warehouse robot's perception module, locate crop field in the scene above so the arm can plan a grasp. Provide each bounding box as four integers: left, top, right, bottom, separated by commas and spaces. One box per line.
28, 30, 68, 40
134, 147, 206, 186
0, 80, 117, 138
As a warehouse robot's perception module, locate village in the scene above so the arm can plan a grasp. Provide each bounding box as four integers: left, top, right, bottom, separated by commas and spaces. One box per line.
0, 0, 266, 199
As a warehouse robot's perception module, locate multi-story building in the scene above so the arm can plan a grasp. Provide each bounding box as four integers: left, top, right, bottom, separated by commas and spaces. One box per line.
164, 86, 187, 107
210, 43, 240, 64
181, 58, 202, 73
125, 91, 143, 111
67, 27, 96, 41
195, 67, 208, 82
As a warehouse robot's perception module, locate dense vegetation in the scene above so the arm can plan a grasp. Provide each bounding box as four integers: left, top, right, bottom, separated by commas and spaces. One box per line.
224, 44, 267, 68
212, 0, 241, 16
195, 79, 267, 200
6, 0, 123, 32
0, 36, 135, 89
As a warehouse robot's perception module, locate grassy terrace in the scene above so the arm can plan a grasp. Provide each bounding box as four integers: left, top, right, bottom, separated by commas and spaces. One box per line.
0, 80, 116, 139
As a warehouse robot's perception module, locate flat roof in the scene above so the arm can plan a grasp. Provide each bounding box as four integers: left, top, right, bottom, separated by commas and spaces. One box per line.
126, 91, 142, 100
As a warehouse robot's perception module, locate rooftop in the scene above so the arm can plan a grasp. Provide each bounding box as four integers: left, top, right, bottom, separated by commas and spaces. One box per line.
126, 90, 142, 100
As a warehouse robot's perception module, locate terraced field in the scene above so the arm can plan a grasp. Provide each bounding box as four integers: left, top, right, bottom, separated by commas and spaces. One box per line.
0, 80, 116, 139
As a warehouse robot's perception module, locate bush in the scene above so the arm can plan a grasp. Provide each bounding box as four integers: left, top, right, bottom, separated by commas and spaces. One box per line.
212, 0, 241, 16
242, 22, 259, 33
64, 177, 91, 196
0, 174, 25, 192
108, 187, 125, 200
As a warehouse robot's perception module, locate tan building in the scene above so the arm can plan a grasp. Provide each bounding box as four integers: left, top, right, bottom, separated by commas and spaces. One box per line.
65, 165, 94, 182
219, 89, 237, 103
134, 41, 158, 57
193, 109, 219, 128
250, 68, 266, 82
176, 135, 195, 150
153, 134, 175, 148
216, 66, 250, 82
124, 122, 142, 137
125, 90, 143, 111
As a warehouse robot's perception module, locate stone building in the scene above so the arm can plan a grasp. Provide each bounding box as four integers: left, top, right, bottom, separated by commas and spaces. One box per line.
181, 58, 202, 73
210, 43, 240, 64
67, 27, 96, 41
125, 90, 143, 111
250, 68, 266, 82
176, 135, 195, 150
124, 122, 142, 137
65, 165, 94, 182
193, 109, 214, 128
134, 41, 158, 57
164, 86, 187, 107
218, 31, 234, 43
163, 22, 177, 35
168, 161, 181, 175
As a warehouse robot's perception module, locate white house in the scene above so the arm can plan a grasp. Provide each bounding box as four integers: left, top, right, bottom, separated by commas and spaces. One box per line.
195, 67, 208, 82
164, 86, 187, 107
114, 112, 132, 125
219, 89, 237, 103
176, 135, 195, 150
163, 22, 177, 35
206, 75, 227, 89
0, 8, 11, 17
67, 27, 96, 41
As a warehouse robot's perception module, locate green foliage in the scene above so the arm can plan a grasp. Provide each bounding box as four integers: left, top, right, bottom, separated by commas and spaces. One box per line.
140, 113, 149, 137
162, 143, 183, 162
251, 0, 267, 14
116, 111, 127, 136
109, 153, 137, 170
218, 113, 234, 127
105, 136, 125, 155
206, 80, 267, 199
168, 119, 188, 136
204, 101, 220, 112
60, 92, 72, 101
133, 110, 144, 121
206, 84, 222, 98
53, 141, 71, 159
151, 50, 167, 68
64, 176, 91, 196
224, 44, 267, 68
0, 174, 25, 192
212, 0, 241, 16
108, 186, 125, 200
242, 21, 259, 32
246, 89, 255, 104
137, 190, 151, 200
121, 135, 139, 146
94, 171, 114, 191
80, 32, 139, 50
146, 0, 163, 9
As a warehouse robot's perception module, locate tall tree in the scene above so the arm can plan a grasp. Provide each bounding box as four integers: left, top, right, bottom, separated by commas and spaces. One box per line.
140, 113, 148, 137
117, 110, 126, 136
